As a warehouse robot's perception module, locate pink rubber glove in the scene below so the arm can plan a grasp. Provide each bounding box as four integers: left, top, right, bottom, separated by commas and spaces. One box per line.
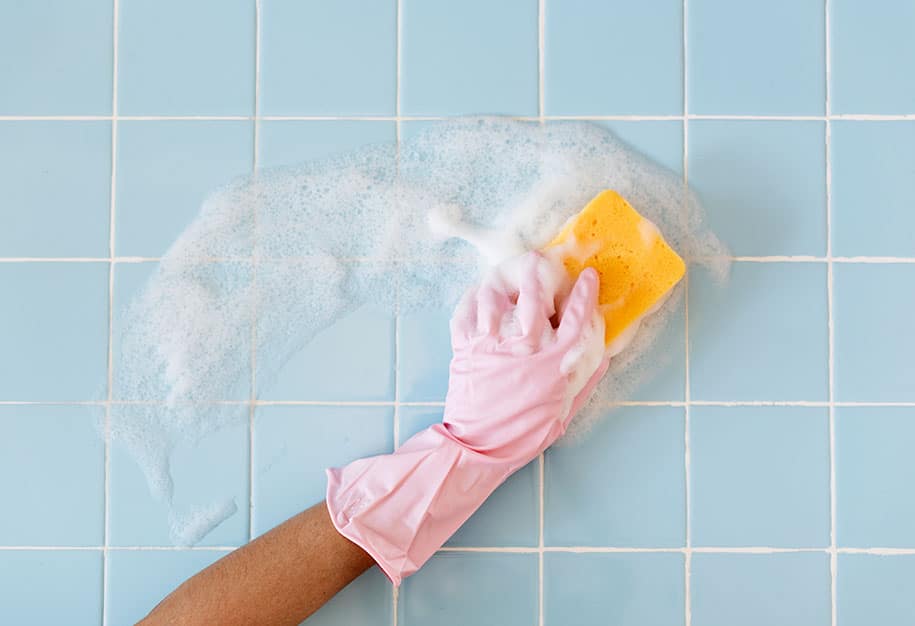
326, 252, 609, 585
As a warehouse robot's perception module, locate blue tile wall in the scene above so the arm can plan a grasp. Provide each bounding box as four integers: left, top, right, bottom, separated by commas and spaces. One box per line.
833, 264, 915, 402
544, 552, 685, 626
112, 262, 252, 401
0, 263, 108, 401
252, 405, 393, 537
690, 406, 830, 547
689, 263, 829, 402
835, 407, 915, 547
116, 121, 253, 257
399, 552, 538, 626
5, 0, 915, 623
260, 306, 395, 402
401, 0, 538, 115
688, 121, 827, 257
599, 120, 684, 175
106, 550, 227, 625
0, 551, 103, 625
259, 0, 396, 116
545, 406, 686, 547
838, 554, 915, 626
397, 309, 452, 402
691, 553, 831, 626
0, 406, 104, 546
118, 0, 254, 116
108, 410, 249, 547
831, 0, 915, 114
258, 121, 396, 168
545, 0, 682, 115
831, 121, 915, 257
0, 0, 112, 115
689, 0, 824, 115
0, 122, 111, 258
308, 568, 393, 626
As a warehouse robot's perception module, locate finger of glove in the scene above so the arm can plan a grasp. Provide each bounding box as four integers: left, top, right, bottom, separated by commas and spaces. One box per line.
476, 282, 510, 337
557, 267, 600, 345
450, 287, 478, 343
562, 354, 610, 429
515, 252, 550, 343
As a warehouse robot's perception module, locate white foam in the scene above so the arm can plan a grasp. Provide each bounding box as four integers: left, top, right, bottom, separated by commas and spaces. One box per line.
107, 117, 728, 544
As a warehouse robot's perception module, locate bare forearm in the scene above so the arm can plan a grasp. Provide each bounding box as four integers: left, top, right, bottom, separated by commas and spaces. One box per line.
140, 501, 375, 626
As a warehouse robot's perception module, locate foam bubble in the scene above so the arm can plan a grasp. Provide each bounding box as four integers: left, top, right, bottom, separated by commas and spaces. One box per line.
108, 117, 728, 543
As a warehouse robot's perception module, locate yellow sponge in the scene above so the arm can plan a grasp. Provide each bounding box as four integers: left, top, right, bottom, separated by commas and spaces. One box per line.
545, 190, 686, 346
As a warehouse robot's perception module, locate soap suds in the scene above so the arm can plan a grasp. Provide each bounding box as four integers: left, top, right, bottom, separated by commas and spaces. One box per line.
107, 117, 728, 543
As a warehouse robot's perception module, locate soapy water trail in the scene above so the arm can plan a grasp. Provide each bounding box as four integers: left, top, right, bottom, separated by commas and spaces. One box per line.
105, 118, 729, 545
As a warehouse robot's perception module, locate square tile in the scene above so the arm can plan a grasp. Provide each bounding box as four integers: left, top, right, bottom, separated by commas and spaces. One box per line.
398, 309, 452, 402
691, 553, 831, 626
689, 263, 828, 401
833, 264, 915, 402
688, 121, 827, 257
545, 0, 682, 115
259, 0, 395, 116
399, 407, 538, 547
399, 553, 537, 626
118, 0, 254, 115
109, 409, 249, 547
252, 406, 393, 536
838, 554, 915, 626
401, 0, 538, 115
0, 263, 108, 401
0, 0, 112, 114
112, 262, 252, 401
836, 407, 915, 547
258, 121, 396, 169
831, 122, 915, 257
116, 121, 253, 257
259, 305, 394, 402
544, 553, 684, 626
688, 0, 825, 115
0, 406, 103, 545
0, 551, 102, 624
308, 568, 393, 626
831, 0, 915, 114
599, 120, 684, 175
612, 294, 686, 402
690, 406, 830, 547
545, 406, 685, 547
106, 550, 227, 625
0, 122, 111, 257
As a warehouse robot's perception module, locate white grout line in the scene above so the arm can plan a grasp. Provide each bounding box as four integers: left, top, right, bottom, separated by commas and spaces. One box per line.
6, 545, 915, 554
393, 1, 403, 622
101, 0, 119, 622
5, 399, 915, 408
538, 3, 547, 623
682, 0, 692, 622
247, 0, 262, 547
5, 255, 915, 264
3, 114, 915, 122
825, 1, 838, 624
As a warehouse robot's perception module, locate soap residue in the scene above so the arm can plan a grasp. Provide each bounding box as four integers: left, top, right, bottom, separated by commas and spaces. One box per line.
107, 117, 728, 544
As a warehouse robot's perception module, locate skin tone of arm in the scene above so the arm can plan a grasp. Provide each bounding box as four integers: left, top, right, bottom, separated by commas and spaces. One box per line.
139, 501, 375, 626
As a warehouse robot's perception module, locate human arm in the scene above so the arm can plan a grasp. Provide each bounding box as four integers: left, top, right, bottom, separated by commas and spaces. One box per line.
139, 501, 373, 626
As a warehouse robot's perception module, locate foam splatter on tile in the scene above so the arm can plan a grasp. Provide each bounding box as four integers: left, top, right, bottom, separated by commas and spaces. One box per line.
108, 118, 728, 542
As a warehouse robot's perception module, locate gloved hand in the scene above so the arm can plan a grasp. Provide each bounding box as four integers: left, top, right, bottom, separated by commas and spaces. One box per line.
326, 252, 609, 585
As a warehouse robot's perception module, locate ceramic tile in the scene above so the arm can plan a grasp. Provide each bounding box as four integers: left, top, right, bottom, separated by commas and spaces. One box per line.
689, 0, 825, 114
690, 406, 830, 547
118, 0, 254, 115
0, 122, 111, 257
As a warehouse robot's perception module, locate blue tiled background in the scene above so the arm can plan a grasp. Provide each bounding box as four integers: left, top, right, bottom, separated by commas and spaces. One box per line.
2, 1, 914, 625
